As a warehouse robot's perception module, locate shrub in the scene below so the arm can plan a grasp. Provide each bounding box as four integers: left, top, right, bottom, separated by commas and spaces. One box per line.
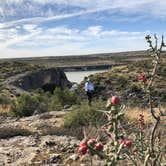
64, 101, 105, 128
0, 94, 11, 107
48, 94, 63, 111
10, 88, 81, 116
10, 93, 40, 117
48, 88, 80, 111
117, 75, 128, 87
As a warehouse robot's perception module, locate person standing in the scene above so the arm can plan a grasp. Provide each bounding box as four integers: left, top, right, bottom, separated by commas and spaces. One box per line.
85, 78, 94, 106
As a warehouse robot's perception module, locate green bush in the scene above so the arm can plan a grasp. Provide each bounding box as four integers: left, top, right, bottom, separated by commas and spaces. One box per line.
0, 94, 10, 106
10, 88, 81, 116
10, 93, 40, 117
64, 101, 105, 128
48, 95, 63, 111
48, 88, 80, 111
117, 75, 128, 87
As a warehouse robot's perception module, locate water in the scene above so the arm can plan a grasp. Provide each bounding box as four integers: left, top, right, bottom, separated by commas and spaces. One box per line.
65, 70, 107, 83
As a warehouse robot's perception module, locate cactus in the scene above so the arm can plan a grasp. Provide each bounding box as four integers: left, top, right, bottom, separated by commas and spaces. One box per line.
77, 35, 166, 166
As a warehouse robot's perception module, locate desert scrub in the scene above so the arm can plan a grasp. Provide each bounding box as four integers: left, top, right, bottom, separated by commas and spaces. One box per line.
10, 93, 40, 117
64, 100, 106, 128
0, 93, 11, 108
116, 75, 128, 88
79, 57, 166, 108
48, 87, 81, 111
10, 87, 81, 116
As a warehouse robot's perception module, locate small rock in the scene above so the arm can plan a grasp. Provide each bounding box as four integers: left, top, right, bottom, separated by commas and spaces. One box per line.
45, 141, 56, 146
70, 83, 78, 91
36, 149, 40, 154
0, 161, 5, 166
67, 154, 79, 161
64, 105, 71, 109
63, 105, 72, 112
48, 154, 61, 163
33, 109, 46, 115
6, 153, 10, 156
7, 159, 12, 164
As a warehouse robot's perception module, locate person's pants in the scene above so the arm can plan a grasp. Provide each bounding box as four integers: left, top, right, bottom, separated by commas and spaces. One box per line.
86, 91, 93, 105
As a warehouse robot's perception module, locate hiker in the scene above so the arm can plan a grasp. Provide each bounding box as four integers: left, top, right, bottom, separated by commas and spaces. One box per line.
85, 77, 94, 106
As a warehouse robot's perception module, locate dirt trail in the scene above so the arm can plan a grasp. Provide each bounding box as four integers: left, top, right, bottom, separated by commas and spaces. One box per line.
4, 71, 31, 95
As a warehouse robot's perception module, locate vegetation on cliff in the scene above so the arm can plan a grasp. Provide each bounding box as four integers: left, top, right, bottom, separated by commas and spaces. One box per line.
79, 59, 166, 107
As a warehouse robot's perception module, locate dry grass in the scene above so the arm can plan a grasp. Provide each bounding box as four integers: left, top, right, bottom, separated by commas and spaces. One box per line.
40, 125, 84, 139
0, 105, 10, 112
0, 105, 10, 116
124, 107, 153, 123
124, 107, 166, 123
0, 127, 33, 139
108, 65, 128, 73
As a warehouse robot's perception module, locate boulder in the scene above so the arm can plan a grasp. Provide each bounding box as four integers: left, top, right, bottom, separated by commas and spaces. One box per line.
12, 68, 72, 93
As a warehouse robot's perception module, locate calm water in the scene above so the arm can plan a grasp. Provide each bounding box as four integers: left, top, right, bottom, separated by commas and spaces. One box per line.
65, 70, 107, 83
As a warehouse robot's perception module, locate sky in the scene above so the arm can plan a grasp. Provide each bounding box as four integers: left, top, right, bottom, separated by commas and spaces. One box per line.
0, 0, 166, 58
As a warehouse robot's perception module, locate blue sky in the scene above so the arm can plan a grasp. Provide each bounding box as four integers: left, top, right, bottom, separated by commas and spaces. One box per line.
0, 0, 166, 58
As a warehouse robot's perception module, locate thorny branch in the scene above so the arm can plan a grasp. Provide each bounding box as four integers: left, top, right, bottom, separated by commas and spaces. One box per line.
144, 34, 166, 165
78, 34, 165, 166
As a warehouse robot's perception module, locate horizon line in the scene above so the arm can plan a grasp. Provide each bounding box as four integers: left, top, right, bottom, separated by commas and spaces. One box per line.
0, 49, 147, 60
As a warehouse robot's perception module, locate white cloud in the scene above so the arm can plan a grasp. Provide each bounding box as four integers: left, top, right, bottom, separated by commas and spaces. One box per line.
83, 26, 102, 36
47, 26, 79, 35
0, 36, 147, 59
0, 6, 116, 29
0, 0, 23, 4
0, 0, 163, 58
0, 24, 150, 58
0, 0, 166, 29
29, 0, 166, 18
0, 26, 42, 49
2, 25, 148, 47
23, 24, 38, 32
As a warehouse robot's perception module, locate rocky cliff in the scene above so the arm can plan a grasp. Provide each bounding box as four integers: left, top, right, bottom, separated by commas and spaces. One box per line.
11, 68, 72, 93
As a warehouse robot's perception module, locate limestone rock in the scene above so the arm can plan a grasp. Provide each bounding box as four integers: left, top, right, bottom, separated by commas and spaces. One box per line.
6, 68, 72, 95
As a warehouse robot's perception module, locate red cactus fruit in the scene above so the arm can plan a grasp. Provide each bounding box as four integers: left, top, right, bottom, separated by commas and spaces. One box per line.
95, 142, 104, 151
80, 140, 86, 147
125, 140, 132, 148
78, 145, 87, 155
138, 73, 147, 83
111, 96, 120, 105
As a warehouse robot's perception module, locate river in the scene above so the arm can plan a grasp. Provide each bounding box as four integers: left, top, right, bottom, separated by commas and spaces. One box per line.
65, 70, 107, 83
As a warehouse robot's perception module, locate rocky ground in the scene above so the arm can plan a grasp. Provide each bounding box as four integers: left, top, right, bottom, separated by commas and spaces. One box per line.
0, 112, 104, 166
0, 135, 79, 165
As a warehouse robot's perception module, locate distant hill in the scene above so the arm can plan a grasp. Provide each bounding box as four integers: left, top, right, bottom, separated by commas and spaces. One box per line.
0, 50, 151, 67
1, 50, 166, 68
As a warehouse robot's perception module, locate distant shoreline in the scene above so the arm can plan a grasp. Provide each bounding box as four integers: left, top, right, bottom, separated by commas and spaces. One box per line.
59, 63, 124, 72
1, 50, 165, 71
